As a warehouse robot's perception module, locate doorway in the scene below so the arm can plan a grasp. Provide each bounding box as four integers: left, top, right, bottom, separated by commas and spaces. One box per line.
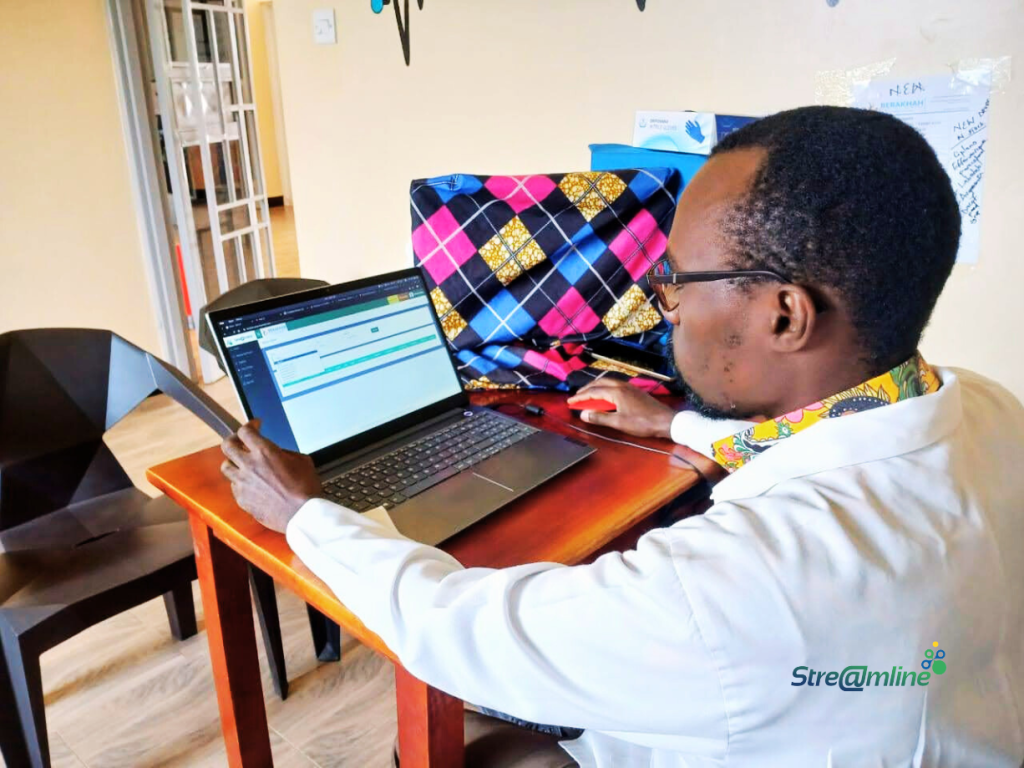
109, 0, 284, 383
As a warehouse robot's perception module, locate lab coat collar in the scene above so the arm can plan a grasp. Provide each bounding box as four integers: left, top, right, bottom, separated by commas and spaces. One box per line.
710, 366, 964, 504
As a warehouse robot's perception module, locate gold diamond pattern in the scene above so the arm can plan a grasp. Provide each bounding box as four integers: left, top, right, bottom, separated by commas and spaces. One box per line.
558, 172, 627, 222
430, 287, 467, 340
601, 284, 662, 338
478, 216, 547, 285
464, 375, 521, 391
590, 358, 643, 377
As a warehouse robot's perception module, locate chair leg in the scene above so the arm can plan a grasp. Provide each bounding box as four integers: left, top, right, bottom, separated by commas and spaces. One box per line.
0, 627, 48, 768
163, 582, 198, 641
248, 566, 288, 700
306, 605, 342, 662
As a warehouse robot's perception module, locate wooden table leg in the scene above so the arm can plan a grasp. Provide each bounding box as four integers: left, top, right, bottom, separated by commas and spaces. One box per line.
190, 516, 273, 768
395, 665, 464, 768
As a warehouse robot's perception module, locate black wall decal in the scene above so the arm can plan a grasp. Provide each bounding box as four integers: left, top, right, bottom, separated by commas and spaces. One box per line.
381, 0, 424, 67
381, 0, 645, 67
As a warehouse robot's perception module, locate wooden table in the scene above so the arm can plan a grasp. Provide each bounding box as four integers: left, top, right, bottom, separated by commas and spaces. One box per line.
147, 392, 705, 768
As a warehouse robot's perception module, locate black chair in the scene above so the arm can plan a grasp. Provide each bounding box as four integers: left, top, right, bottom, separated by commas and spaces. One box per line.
199, 277, 343, 662
199, 277, 330, 375
2, 329, 290, 768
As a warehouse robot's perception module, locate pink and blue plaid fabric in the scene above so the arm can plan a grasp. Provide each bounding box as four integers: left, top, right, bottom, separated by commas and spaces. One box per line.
410, 169, 682, 391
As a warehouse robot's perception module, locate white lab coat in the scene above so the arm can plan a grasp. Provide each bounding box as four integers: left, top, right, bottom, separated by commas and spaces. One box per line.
286, 368, 1024, 767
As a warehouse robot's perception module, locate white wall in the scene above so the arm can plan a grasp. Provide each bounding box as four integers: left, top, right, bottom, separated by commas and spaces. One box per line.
0, 0, 160, 353
272, 0, 1024, 399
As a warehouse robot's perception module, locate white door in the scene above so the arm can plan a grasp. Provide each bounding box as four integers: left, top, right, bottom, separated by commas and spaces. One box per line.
148, 0, 277, 382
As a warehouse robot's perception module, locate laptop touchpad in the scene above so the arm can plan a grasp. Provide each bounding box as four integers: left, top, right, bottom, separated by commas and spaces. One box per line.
389, 470, 513, 546
471, 436, 576, 492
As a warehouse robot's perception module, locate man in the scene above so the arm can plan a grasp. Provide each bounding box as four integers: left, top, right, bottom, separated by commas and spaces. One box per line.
221, 106, 1024, 767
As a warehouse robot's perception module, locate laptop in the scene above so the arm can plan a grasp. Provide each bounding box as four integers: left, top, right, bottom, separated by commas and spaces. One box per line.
207, 268, 595, 546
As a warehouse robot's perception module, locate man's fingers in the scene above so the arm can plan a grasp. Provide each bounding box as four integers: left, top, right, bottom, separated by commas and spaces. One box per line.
580, 409, 620, 428
573, 378, 629, 398
228, 482, 251, 513
220, 459, 241, 483
568, 385, 618, 402
221, 433, 248, 466
236, 420, 269, 453
568, 386, 625, 408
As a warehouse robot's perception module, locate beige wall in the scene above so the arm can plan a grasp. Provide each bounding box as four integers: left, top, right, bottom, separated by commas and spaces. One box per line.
246, 0, 284, 200
272, 0, 1024, 400
0, 0, 160, 353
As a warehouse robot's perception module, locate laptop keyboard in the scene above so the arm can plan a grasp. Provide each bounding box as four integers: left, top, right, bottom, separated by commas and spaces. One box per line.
321, 411, 538, 512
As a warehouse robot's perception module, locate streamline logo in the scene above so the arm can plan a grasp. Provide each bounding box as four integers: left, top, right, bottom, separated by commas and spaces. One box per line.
921, 641, 947, 675
792, 642, 948, 692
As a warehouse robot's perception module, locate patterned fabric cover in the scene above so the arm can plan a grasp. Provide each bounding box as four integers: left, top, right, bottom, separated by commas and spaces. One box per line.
409, 169, 682, 391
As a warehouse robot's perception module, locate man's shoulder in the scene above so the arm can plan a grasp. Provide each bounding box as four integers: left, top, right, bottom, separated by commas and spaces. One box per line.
662, 365, 1024, 564
940, 366, 1024, 458
941, 365, 1024, 414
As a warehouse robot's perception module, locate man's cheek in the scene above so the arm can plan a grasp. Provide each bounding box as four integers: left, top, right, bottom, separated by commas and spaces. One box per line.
671, 330, 710, 382
668, 325, 688, 373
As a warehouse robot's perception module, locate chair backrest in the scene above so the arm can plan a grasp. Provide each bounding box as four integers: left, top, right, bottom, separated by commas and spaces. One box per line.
198, 277, 329, 371
0, 328, 239, 531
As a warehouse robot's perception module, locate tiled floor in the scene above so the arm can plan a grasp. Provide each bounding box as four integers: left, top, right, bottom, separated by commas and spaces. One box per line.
2, 374, 400, 768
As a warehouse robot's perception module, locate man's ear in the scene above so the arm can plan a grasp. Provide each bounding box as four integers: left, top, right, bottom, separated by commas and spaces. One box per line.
768, 285, 818, 352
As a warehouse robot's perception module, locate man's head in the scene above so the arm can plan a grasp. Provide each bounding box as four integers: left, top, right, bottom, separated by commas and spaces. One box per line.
662, 106, 960, 420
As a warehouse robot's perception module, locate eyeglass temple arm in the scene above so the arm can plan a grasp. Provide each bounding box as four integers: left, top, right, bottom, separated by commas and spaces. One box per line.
652, 270, 789, 284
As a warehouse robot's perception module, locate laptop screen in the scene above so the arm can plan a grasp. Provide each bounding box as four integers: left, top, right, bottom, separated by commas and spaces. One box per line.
213, 274, 462, 455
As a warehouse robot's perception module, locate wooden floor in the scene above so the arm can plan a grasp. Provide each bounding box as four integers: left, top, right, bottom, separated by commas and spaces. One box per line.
269, 205, 300, 279
2, 209, 402, 768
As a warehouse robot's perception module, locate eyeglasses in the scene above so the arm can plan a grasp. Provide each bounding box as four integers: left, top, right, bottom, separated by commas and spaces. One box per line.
645, 260, 790, 312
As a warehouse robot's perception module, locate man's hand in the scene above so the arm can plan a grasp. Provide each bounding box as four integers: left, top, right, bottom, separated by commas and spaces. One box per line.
567, 379, 677, 438
220, 419, 322, 533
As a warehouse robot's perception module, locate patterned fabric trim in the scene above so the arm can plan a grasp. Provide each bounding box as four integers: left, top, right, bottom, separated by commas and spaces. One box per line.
710, 353, 942, 472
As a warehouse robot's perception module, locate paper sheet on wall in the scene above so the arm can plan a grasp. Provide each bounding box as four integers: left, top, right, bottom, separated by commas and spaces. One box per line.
852, 73, 991, 264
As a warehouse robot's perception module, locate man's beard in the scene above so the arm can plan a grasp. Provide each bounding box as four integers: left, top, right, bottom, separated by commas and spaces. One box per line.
676, 376, 745, 421
666, 335, 750, 421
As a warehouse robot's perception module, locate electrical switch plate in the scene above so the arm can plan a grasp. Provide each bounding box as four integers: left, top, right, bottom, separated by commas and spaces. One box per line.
313, 9, 336, 45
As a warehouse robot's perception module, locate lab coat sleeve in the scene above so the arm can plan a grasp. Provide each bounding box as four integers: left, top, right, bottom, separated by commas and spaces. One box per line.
670, 411, 757, 458
286, 497, 727, 740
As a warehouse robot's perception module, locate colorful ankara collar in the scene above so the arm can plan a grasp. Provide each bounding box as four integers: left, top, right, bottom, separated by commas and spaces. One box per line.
711, 353, 942, 473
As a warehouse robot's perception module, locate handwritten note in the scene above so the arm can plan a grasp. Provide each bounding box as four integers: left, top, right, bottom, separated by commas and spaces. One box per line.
852, 73, 993, 264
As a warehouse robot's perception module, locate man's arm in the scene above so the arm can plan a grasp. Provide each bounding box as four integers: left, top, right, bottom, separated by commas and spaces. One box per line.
567, 379, 752, 478
568, 379, 754, 451
286, 497, 728, 740
220, 419, 728, 740
567, 379, 678, 438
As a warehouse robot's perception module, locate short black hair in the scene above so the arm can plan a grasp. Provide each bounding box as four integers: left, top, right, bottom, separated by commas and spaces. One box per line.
712, 106, 960, 371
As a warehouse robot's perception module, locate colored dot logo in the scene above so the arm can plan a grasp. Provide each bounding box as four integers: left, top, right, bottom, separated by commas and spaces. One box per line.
921, 641, 947, 675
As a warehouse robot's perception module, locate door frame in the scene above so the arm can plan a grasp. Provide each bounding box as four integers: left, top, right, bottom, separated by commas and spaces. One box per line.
106, 0, 278, 383
106, 0, 195, 376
